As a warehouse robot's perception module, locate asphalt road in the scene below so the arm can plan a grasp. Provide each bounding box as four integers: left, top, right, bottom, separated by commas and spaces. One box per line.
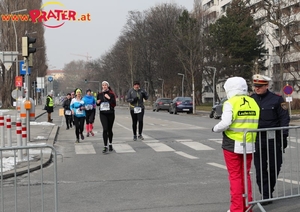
3, 107, 300, 212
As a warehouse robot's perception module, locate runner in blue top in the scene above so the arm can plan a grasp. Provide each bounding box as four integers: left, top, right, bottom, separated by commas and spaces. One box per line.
70, 88, 86, 143
83, 89, 96, 137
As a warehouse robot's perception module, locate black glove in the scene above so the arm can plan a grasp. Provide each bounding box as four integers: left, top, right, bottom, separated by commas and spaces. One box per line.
283, 135, 288, 150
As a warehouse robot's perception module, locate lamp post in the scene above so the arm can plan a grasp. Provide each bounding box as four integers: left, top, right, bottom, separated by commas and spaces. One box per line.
205, 66, 217, 106
144, 81, 149, 93
178, 73, 184, 97
11, 9, 27, 79
158, 78, 164, 97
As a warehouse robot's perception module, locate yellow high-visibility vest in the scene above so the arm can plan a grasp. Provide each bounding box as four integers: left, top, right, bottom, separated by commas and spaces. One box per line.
225, 96, 260, 144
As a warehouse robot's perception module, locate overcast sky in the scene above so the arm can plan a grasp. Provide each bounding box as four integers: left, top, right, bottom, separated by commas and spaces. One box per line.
42, 0, 194, 70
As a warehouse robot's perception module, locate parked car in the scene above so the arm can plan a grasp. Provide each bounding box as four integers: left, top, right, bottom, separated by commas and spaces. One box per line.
169, 97, 193, 114
209, 97, 228, 119
152, 98, 172, 112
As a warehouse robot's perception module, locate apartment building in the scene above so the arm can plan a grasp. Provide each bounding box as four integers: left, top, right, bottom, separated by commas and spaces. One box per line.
201, 0, 300, 102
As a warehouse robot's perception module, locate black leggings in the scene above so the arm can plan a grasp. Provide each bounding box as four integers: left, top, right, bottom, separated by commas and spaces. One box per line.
64, 115, 72, 128
130, 109, 144, 136
100, 112, 115, 146
85, 109, 95, 124
74, 116, 85, 139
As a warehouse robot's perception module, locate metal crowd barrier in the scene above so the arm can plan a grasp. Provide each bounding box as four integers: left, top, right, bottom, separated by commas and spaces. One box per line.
243, 126, 300, 212
0, 145, 58, 212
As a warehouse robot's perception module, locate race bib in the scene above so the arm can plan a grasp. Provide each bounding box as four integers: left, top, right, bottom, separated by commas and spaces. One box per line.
76, 108, 83, 115
65, 110, 72, 115
100, 102, 110, 111
134, 106, 142, 114
85, 104, 93, 110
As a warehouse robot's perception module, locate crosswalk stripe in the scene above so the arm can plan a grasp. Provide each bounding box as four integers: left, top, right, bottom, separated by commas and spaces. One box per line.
145, 142, 175, 152
113, 144, 136, 153
75, 142, 96, 154
207, 162, 227, 170
175, 151, 198, 159
179, 141, 214, 150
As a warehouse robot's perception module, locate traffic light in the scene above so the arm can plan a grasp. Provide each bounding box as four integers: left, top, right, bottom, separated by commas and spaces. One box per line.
22, 36, 36, 57
85, 79, 87, 83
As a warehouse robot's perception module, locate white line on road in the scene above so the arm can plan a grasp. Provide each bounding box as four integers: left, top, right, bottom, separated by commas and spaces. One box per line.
75, 142, 96, 154
113, 144, 136, 153
278, 178, 300, 185
175, 151, 198, 159
207, 162, 227, 170
178, 141, 215, 150
145, 142, 175, 152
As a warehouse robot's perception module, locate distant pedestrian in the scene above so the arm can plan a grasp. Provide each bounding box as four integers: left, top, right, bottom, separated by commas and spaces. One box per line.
62, 93, 72, 130
96, 81, 116, 153
71, 92, 75, 125
83, 89, 96, 137
70, 88, 86, 143
46, 91, 54, 122
126, 80, 149, 141
212, 77, 260, 212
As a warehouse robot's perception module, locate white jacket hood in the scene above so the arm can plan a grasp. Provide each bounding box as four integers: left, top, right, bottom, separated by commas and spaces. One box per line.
224, 77, 248, 99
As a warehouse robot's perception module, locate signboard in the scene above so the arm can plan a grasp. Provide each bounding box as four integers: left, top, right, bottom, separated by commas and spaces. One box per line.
15, 76, 23, 87
19, 61, 31, 75
283, 85, 293, 95
0, 51, 18, 71
37, 77, 44, 89
48, 76, 53, 82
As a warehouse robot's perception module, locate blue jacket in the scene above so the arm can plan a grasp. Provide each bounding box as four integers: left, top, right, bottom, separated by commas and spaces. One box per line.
70, 98, 86, 118
83, 95, 96, 110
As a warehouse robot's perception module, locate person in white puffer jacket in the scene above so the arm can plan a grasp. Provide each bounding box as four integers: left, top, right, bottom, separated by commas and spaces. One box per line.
212, 77, 260, 212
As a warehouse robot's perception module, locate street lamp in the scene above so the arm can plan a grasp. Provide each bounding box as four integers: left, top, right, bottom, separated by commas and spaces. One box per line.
178, 73, 184, 97
144, 81, 149, 93
11, 9, 27, 79
205, 66, 217, 105
158, 78, 164, 97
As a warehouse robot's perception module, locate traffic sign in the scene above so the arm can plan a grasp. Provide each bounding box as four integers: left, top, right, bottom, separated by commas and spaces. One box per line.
283, 85, 293, 95
15, 76, 23, 87
48, 76, 53, 82
19, 61, 31, 75
11, 89, 22, 100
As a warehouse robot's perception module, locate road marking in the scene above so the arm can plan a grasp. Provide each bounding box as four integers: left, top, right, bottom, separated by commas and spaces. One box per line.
175, 151, 198, 159
113, 144, 136, 153
207, 162, 227, 170
278, 178, 299, 185
208, 138, 222, 144
75, 142, 96, 154
178, 141, 214, 150
145, 142, 175, 152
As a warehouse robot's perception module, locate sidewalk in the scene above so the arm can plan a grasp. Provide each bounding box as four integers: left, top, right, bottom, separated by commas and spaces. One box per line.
0, 104, 59, 179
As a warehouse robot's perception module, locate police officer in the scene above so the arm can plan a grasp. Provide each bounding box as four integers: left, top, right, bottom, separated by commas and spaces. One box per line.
46, 92, 54, 122
251, 74, 290, 205
212, 77, 260, 212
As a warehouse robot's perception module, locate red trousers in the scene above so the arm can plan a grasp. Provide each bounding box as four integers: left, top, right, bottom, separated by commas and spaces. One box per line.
223, 149, 253, 212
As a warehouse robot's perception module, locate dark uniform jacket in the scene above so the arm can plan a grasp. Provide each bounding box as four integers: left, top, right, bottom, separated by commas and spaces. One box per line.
251, 90, 290, 145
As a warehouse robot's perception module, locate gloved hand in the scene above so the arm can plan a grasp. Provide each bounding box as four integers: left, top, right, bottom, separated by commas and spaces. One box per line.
134, 97, 139, 102
283, 135, 288, 150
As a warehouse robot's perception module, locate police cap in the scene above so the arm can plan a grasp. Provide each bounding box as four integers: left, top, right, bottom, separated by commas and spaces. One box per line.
253, 74, 271, 87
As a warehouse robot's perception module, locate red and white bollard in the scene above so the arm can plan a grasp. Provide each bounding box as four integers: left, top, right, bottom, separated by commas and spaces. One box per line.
22, 118, 27, 154
16, 118, 23, 161
0, 112, 4, 147
6, 115, 12, 147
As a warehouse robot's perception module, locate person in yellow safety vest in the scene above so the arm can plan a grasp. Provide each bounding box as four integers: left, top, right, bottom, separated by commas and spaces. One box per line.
46, 92, 54, 122
212, 77, 260, 212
